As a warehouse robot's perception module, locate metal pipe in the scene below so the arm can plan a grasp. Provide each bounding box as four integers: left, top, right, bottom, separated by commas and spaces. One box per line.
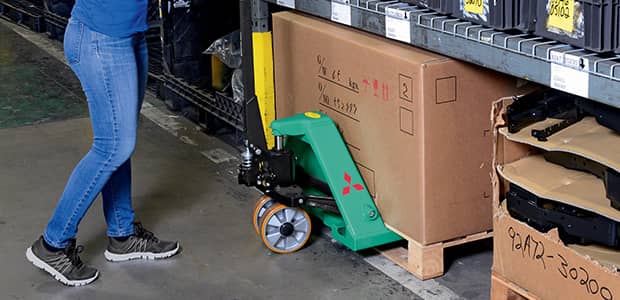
275, 136, 284, 151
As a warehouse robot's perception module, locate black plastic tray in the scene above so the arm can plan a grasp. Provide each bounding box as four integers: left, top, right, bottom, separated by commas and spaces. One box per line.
162, 72, 244, 131
507, 183, 620, 248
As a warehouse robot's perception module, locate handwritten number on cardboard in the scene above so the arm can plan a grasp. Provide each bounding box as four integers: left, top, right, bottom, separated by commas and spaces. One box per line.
601, 288, 613, 300
508, 227, 614, 300
558, 254, 569, 278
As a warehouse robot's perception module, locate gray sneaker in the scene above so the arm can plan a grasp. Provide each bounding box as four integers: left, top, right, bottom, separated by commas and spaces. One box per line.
26, 237, 99, 286
104, 222, 180, 262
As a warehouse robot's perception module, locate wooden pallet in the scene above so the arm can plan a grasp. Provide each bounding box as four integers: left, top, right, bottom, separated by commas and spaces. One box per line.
378, 225, 493, 280
490, 272, 540, 300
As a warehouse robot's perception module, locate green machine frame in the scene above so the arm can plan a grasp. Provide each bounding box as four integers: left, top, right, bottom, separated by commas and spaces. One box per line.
272, 112, 401, 251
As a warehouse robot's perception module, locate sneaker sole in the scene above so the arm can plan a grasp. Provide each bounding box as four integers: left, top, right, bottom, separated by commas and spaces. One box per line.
104, 242, 180, 262
25, 247, 99, 287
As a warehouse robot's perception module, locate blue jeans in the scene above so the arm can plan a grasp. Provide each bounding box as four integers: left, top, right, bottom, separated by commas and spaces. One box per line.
43, 19, 148, 248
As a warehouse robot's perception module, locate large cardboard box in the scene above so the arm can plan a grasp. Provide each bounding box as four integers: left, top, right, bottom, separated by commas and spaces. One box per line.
491, 98, 620, 300
272, 11, 531, 244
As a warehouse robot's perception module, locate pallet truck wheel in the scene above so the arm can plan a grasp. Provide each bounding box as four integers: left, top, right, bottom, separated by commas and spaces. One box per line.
252, 195, 275, 234
259, 204, 312, 254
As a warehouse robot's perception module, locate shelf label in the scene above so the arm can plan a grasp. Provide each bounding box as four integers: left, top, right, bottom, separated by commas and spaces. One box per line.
564, 53, 589, 71
385, 8, 411, 43
548, 0, 574, 32
550, 63, 589, 98
277, 0, 295, 9
331, 0, 351, 26
549, 50, 564, 64
549, 50, 589, 71
464, 0, 484, 15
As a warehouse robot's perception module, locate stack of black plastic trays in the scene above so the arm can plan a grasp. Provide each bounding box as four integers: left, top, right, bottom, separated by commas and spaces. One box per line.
500, 88, 620, 254
42, 0, 72, 41
160, 0, 244, 133
161, 1, 238, 87
0, 0, 45, 32
146, 0, 164, 96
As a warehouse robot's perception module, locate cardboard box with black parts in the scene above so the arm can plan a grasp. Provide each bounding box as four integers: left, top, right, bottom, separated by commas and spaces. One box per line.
272, 11, 533, 245
491, 97, 620, 300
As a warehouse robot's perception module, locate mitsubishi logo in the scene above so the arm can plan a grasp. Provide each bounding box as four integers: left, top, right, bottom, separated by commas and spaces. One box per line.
342, 172, 364, 196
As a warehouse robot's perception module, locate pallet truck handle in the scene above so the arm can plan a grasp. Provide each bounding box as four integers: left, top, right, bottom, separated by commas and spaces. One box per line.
240, 0, 267, 151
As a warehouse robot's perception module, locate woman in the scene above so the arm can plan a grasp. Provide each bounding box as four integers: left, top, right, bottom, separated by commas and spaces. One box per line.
25, 0, 180, 286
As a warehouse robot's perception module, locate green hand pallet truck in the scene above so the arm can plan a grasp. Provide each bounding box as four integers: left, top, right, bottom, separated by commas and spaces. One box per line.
238, 0, 401, 254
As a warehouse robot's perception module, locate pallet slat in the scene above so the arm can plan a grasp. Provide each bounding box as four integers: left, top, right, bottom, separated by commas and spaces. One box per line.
378, 224, 493, 280
491, 272, 540, 300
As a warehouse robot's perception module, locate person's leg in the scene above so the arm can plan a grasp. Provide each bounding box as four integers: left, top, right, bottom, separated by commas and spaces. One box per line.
43, 24, 141, 249
26, 18, 141, 286
101, 33, 148, 238
101, 33, 179, 262
101, 160, 134, 237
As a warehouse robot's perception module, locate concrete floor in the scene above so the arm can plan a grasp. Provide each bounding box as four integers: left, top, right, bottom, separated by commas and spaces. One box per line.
0, 19, 493, 300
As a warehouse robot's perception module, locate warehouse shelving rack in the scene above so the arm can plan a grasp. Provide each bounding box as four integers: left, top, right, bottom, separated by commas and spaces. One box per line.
244, 0, 620, 112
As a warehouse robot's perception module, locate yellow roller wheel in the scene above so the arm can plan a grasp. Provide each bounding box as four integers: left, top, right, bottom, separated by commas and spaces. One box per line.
259, 204, 312, 254
252, 195, 275, 234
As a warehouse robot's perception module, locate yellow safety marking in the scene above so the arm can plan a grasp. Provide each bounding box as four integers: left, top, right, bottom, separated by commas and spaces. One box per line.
252, 32, 276, 149
304, 112, 321, 119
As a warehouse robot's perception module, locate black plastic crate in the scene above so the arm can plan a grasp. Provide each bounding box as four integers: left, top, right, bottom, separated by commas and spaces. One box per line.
25, 0, 43, 8
0, 0, 44, 32
491, 0, 537, 31
160, 0, 239, 89
512, 0, 538, 31
41, 0, 72, 41
402, 0, 458, 15
453, 0, 492, 27
43, 10, 67, 41
146, 0, 164, 79
403, 0, 536, 31
146, 25, 163, 74
43, 0, 72, 17
614, 1, 620, 53
148, 43, 164, 76
147, 0, 159, 23
450, 0, 537, 31
147, 73, 164, 96
535, 0, 618, 53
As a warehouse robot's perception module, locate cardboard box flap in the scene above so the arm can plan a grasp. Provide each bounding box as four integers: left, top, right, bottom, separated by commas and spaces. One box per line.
499, 117, 620, 172
568, 244, 620, 270
497, 155, 620, 222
